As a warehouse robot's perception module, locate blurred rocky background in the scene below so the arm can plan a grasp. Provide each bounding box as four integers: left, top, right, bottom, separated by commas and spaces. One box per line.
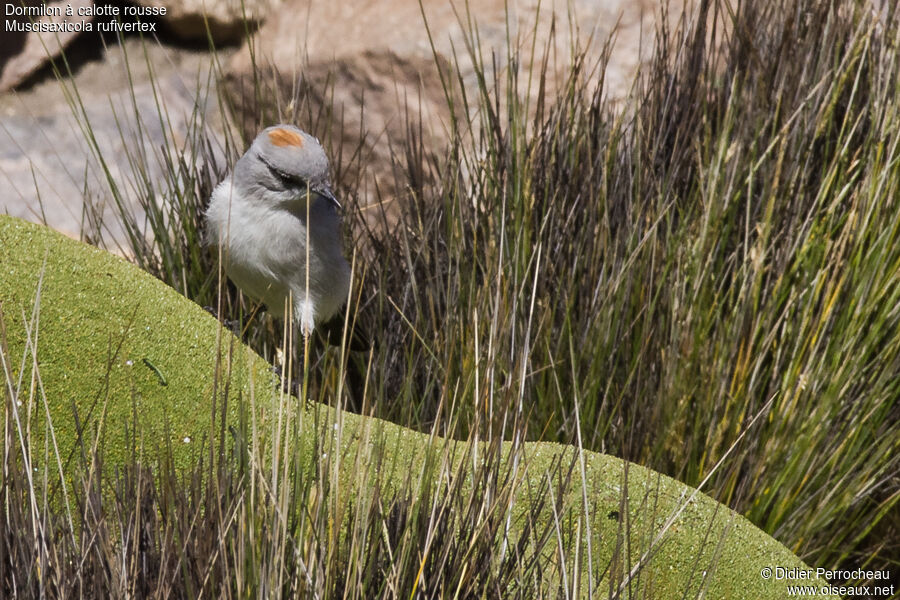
1, 0, 660, 247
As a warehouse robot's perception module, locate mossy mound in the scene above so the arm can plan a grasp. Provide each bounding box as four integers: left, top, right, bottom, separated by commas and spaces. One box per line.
1, 215, 275, 473
0, 215, 836, 598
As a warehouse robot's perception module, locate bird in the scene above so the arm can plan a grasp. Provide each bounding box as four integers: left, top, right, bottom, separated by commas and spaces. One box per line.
204, 124, 352, 339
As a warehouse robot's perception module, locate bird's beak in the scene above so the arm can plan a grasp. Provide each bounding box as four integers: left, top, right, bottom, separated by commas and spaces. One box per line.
312, 183, 341, 210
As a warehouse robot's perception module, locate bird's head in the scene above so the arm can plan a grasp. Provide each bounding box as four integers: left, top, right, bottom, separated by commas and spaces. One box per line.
235, 124, 339, 209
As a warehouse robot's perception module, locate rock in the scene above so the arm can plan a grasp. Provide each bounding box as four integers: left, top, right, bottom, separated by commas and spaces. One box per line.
0, 0, 94, 92
226, 46, 454, 217
0, 37, 227, 249
134, 0, 281, 43
224, 0, 659, 220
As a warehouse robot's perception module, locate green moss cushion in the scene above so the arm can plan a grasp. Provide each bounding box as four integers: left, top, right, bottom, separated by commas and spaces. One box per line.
0, 215, 836, 598
0, 215, 274, 473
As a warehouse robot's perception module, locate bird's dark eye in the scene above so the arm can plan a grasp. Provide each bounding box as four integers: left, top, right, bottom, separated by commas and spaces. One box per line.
259, 154, 307, 188
270, 166, 307, 188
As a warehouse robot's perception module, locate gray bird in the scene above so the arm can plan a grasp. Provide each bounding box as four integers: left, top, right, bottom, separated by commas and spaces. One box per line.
205, 124, 351, 338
